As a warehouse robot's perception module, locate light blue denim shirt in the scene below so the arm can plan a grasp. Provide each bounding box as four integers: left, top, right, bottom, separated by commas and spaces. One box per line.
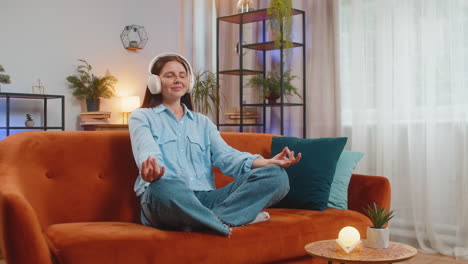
129, 104, 262, 196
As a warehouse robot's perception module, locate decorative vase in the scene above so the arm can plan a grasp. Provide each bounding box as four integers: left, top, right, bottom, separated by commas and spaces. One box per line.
366, 227, 390, 248
86, 98, 100, 112
25, 120, 35, 127
236, 0, 253, 13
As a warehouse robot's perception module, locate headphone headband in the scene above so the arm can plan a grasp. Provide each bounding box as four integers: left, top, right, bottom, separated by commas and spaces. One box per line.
148, 53, 193, 76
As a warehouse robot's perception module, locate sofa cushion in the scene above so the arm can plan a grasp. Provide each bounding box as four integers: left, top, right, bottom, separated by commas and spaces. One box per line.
270, 136, 347, 211
45, 209, 370, 264
328, 151, 364, 209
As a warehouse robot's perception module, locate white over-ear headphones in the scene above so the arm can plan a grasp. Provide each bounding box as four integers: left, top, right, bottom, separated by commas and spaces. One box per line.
146, 53, 194, 95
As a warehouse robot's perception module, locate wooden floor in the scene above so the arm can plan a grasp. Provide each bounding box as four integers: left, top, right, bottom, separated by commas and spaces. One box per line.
400, 252, 468, 264
0, 252, 467, 263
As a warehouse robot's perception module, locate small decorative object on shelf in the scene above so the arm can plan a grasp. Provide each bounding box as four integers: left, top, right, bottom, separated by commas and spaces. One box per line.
120, 25, 148, 50
25, 114, 35, 127
364, 202, 395, 249
336, 226, 362, 253
66, 59, 117, 112
32, 78, 46, 94
0, 64, 11, 92
236, 0, 254, 13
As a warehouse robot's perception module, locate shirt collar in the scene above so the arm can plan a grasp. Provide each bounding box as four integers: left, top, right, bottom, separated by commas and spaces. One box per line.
153, 103, 194, 120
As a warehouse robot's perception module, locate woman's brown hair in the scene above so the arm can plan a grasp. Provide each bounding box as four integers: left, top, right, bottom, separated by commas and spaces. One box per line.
141, 55, 193, 110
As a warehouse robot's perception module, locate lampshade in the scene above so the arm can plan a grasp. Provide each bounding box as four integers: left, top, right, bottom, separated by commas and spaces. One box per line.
336, 226, 361, 253
121, 96, 140, 112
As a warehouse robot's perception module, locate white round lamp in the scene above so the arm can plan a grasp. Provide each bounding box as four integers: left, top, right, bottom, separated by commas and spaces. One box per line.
336, 226, 361, 253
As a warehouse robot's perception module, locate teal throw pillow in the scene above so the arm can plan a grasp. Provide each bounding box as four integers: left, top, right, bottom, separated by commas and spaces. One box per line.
270, 136, 347, 211
327, 151, 364, 209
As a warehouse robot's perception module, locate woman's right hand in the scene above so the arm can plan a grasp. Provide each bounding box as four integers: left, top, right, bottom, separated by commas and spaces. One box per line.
141, 156, 165, 182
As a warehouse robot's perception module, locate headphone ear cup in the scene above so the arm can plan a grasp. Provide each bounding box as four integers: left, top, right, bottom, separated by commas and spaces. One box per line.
188, 73, 194, 93
147, 74, 161, 94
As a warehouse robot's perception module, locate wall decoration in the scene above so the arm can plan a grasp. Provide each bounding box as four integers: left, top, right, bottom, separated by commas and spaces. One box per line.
120, 25, 148, 50
32, 78, 46, 94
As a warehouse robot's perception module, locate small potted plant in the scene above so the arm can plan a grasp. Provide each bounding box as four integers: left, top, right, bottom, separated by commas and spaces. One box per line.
66, 59, 117, 112
25, 114, 34, 127
364, 202, 394, 249
0, 64, 11, 92
246, 71, 301, 104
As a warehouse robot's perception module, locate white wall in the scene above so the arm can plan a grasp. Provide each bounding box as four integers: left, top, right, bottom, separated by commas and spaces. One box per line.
0, 0, 182, 132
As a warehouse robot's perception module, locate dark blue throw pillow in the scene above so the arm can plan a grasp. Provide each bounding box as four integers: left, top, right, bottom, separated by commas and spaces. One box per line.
270, 136, 347, 211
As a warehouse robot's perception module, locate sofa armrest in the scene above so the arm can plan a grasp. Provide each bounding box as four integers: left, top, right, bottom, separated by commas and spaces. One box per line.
0, 186, 52, 264
348, 174, 391, 215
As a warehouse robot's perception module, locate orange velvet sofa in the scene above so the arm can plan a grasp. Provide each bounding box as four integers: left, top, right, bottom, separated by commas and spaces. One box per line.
0, 131, 391, 264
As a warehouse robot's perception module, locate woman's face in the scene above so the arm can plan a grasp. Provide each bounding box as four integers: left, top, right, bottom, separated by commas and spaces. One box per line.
159, 60, 189, 102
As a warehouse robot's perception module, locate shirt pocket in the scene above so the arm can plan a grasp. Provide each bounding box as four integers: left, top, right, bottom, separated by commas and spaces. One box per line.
153, 129, 178, 164
187, 134, 211, 178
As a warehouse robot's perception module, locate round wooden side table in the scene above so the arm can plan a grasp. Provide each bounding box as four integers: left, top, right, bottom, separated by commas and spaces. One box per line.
304, 239, 417, 264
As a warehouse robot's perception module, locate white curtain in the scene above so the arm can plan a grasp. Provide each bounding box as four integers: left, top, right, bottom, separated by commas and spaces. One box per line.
179, 0, 217, 72
339, 0, 468, 259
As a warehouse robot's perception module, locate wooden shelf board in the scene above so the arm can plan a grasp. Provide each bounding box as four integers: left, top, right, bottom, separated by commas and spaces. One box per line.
243, 41, 303, 51
218, 8, 303, 24
219, 69, 263, 75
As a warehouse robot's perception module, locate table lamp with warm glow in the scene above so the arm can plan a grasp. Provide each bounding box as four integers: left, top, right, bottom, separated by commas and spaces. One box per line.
121, 96, 140, 124
336, 226, 362, 253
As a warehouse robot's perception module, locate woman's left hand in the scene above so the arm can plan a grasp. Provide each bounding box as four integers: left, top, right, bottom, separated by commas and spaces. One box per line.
270, 147, 301, 168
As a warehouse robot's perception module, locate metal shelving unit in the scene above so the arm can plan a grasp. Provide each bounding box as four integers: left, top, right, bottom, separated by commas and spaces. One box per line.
216, 8, 306, 137
0, 92, 65, 137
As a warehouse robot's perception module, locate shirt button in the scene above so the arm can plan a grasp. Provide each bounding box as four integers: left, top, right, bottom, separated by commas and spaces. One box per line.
180, 121, 184, 124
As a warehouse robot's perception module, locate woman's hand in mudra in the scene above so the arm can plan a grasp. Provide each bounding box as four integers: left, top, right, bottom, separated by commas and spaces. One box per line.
270, 147, 301, 168
141, 156, 165, 182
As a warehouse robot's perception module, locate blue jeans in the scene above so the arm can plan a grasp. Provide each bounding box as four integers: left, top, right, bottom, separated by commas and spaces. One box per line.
140, 165, 289, 236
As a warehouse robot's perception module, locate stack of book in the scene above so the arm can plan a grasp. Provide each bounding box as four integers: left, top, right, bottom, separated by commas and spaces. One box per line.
80, 111, 111, 125
224, 108, 259, 124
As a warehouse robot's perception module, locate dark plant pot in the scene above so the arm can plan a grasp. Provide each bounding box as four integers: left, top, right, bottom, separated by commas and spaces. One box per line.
265, 93, 280, 104
86, 98, 100, 112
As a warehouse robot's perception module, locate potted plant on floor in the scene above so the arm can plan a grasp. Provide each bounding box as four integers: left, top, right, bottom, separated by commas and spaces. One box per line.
0, 64, 11, 93
192, 70, 222, 118
66, 59, 117, 112
364, 202, 394, 249
246, 71, 301, 104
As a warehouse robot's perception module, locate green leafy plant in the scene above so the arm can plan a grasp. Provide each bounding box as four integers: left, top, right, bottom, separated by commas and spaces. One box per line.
66, 59, 117, 100
0, 64, 11, 85
26, 114, 33, 121
267, 0, 293, 51
364, 202, 395, 228
246, 71, 301, 103
192, 70, 222, 116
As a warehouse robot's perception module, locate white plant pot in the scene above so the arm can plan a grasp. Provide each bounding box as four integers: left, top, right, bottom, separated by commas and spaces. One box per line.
25, 120, 35, 127
366, 227, 389, 248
